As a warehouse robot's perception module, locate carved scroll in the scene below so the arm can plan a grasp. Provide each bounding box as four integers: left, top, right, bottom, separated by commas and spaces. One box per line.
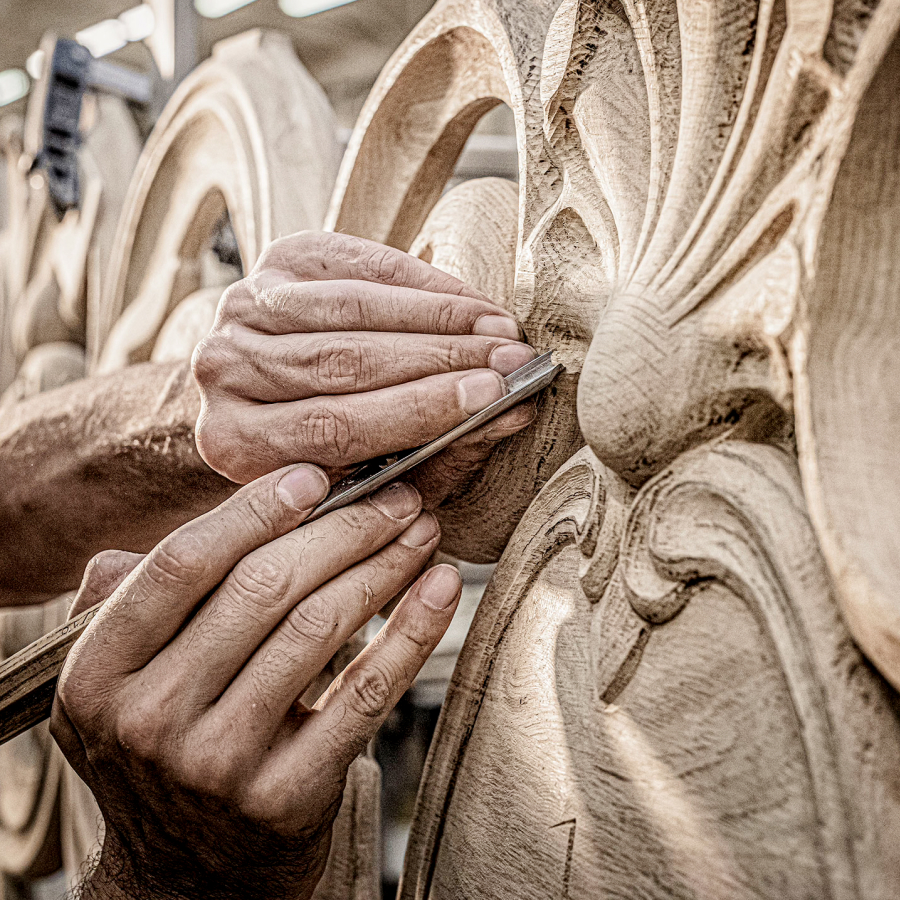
402, 442, 900, 899
96, 29, 341, 373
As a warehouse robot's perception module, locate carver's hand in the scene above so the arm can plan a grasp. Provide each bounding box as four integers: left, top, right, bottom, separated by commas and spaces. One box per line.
51, 464, 459, 900
192, 231, 535, 500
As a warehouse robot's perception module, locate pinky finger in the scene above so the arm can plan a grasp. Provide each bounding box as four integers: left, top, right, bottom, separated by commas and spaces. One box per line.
306, 564, 462, 772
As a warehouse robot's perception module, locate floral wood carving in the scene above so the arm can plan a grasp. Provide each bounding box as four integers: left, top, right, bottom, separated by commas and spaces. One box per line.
332, 0, 900, 685
327, 0, 900, 894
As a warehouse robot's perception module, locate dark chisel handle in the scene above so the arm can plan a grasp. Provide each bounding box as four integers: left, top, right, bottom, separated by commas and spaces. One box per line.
0, 601, 102, 744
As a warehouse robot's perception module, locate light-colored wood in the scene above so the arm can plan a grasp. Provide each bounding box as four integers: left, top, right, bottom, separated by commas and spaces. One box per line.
403, 443, 900, 899
324, 0, 900, 895
95, 28, 342, 373
409, 177, 581, 561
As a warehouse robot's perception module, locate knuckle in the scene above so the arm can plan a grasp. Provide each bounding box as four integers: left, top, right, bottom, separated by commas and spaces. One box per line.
144, 531, 207, 592
431, 298, 458, 334
297, 402, 356, 461
194, 410, 247, 481
283, 599, 340, 647
315, 336, 369, 392
342, 664, 394, 720
361, 245, 406, 285
55, 663, 91, 725
114, 699, 168, 760
191, 334, 227, 387
174, 742, 238, 798
216, 281, 249, 321
228, 553, 293, 612
256, 231, 321, 276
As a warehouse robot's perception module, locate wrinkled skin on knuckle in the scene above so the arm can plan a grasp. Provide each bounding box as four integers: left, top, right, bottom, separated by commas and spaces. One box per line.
227, 552, 294, 615
343, 664, 394, 720
360, 245, 405, 284
296, 401, 357, 463
144, 531, 208, 592
283, 599, 340, 648
314, 335, 370, 393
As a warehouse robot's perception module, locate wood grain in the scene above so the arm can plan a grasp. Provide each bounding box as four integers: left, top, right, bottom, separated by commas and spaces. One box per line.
320, 0, 900, 895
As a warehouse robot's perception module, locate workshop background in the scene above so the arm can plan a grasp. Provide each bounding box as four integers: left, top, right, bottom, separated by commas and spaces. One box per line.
0, 2, 517, 897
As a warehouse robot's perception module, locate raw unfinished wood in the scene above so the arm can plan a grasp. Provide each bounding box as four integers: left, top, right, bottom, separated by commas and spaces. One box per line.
402, 443, 900, 899
323, 0, 900, 895
96, 28, 341, 373
335, 0, 900, 686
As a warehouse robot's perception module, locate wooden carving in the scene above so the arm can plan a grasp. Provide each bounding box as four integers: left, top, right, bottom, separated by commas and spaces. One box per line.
327, 0, 900, 896
0, 29, 375, 897
96, 28, 341, 374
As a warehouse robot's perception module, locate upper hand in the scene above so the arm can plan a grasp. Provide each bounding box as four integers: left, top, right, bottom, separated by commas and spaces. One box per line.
191, 231, 536, 495
51, 464, 460, 900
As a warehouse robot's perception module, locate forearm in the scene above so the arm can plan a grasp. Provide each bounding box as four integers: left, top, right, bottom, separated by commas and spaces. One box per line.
0, 361, 236, 603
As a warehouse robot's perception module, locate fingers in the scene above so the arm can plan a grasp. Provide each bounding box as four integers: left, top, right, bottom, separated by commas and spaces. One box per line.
199, 328, 535, 403
220, 278, 519, 339
252, 231, 492, 302
156, 482, 426, 707
409, 400, 536, 508
213, 509, 441, 734
83, 464, 330, 676
303, 564, 461, 773
205, 369, 509, 481
68, 550, 145, 619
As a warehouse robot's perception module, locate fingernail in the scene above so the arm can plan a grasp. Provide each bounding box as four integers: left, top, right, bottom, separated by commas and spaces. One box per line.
369, 482, 421, 520
277, 465, 330, 511
488, 343, 536, 376
473, 314, 520, 340
418, 564, 461, 610
458, 370, 505, 415
398, 511, 440, 548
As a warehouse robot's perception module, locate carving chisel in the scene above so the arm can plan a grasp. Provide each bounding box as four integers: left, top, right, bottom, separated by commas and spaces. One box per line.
0, 351, 563, 745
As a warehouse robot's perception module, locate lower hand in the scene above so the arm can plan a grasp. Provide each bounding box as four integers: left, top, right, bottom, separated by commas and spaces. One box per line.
51, 464, 460, 900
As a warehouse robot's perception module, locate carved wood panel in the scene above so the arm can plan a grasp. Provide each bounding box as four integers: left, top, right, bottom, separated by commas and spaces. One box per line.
328, 0, 900, 895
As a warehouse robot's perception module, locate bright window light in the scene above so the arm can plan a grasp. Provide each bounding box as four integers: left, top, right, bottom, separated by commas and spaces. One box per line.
194, 0, 258, 17
119, 4, 156, 42
0, 69, 29, 107
76, 19, 128, 58
25, 50, 45, 81
278, 0, 358, 16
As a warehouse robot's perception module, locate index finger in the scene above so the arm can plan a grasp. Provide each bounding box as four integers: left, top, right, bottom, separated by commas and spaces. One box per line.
82, 464, 330, 675
254, 231, 491, 301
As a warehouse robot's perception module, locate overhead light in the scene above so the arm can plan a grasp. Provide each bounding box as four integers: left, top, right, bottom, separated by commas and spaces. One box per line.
194, 0, 258, 17
75, 5, 157, 58
76, 19, 128, 58
0, 69, 29, 107
119, 4, 156, 42
279, 0, 358, 16
25, 50, 46, 81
